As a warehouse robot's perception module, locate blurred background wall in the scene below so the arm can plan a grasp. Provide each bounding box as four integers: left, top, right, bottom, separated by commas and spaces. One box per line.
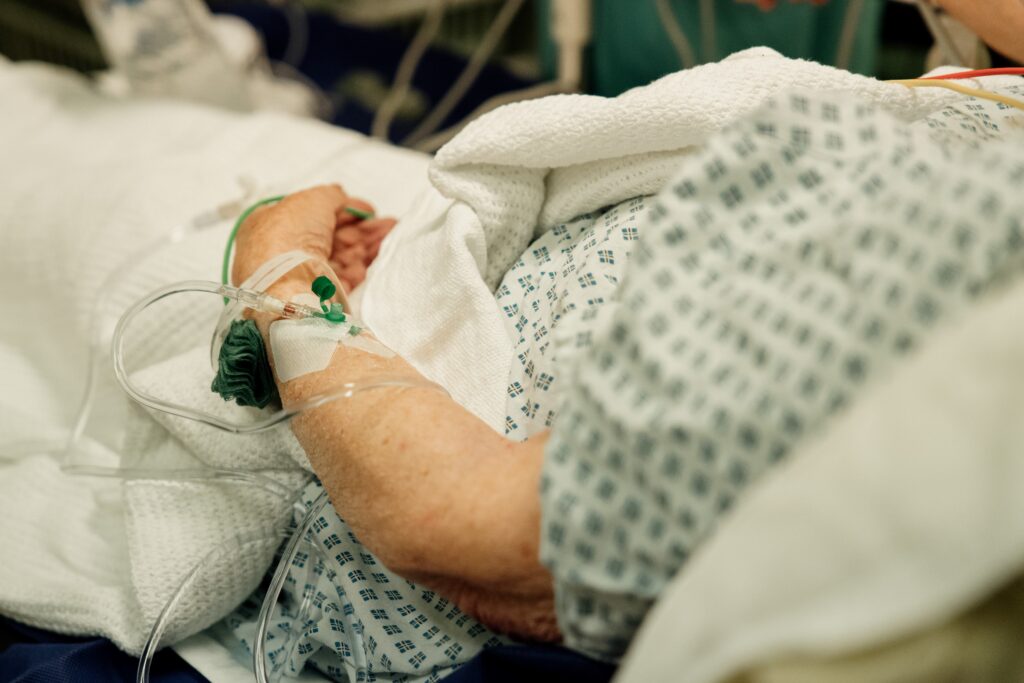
0, 0, 984, 142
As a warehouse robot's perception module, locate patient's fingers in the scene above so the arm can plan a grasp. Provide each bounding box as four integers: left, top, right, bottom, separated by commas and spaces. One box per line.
332, 220, 395, 261
329, 259, 348, 284
365, 238, 382, 262
338, 244, 367, 264
335, 198, 376, 226
329, 259, 367, 291
327, 214, 397, 291
355, 217, 394, 233
329, 252, 369, 291
340, 262, 366, 284
359, 218, 397, 263
334, 226, 363, 250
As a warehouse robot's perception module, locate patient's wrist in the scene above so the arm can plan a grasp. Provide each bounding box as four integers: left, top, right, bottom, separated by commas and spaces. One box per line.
247, 262, 343, 336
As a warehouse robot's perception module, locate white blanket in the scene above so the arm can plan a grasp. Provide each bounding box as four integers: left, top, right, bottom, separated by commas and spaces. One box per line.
363, 47, 957, 431
0, 48, 961, 658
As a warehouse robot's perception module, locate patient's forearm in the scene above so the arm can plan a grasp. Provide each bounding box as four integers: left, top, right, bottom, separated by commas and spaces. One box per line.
282, 351, 546, 591
253, 286, 558, 639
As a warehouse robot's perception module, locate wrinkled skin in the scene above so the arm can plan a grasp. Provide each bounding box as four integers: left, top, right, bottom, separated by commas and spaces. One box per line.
232, 184, 396, 293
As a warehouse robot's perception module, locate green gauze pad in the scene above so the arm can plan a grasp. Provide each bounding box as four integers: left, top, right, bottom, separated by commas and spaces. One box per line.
211, 319, 279, 409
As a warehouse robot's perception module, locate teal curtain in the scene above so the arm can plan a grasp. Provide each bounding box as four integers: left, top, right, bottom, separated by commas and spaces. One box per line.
539, 0, 885, 96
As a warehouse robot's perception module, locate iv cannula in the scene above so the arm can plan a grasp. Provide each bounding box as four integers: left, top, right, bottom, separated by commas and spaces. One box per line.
219, 284, 328, 321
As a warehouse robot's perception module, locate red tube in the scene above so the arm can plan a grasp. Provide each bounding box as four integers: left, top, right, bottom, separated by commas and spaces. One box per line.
924, 67, 1024, 80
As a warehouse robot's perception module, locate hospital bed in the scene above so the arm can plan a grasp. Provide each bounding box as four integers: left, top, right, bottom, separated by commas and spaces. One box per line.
2, 37, 1024, 683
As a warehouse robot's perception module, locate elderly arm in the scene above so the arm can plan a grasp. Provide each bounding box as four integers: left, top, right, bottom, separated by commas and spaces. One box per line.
235, 186, 559, 641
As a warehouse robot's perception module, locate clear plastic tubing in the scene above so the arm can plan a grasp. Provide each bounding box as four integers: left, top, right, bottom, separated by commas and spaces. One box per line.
252, 491, 332, 683
111, 279, 446, 433
136, 490, 335, 683
135, 518, 299, 683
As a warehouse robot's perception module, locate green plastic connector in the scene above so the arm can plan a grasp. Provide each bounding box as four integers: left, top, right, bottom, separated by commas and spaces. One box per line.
325, 302, 347, 324
311, 276, 336, 313
348, 325, 362, 336
312, 277, 347, 324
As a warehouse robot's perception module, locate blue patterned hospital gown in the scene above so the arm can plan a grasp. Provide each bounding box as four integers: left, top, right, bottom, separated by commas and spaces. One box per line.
496, 197, 648, 440
538, 88, 1024, 659
226, 85, 1024, 677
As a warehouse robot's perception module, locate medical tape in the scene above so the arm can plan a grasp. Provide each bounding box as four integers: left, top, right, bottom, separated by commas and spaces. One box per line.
269, 292, 395, 382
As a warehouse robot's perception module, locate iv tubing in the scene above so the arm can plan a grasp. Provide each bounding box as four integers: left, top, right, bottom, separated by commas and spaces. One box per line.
64, 463, 303, 500
913, 0, 969, 67
64, 221, 201, 470
402, 0, 527, 146
835, 0, 866, 70
699, 0, 716, 64
136, 525, 298, 683
655, 0, 696, 69
111, 279, 445, 434
211, 249, 327, 369
253, 491, 333, 683
220, 196, 374, 295
889, 78, 1024, 112
923, 67, 1024, 79
62, 140, 363, 475
221, 196, 286, 290
372, 0, 446, 140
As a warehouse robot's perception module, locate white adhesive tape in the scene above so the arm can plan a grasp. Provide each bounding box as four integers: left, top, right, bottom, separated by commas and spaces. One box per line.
269, 297, 396, 382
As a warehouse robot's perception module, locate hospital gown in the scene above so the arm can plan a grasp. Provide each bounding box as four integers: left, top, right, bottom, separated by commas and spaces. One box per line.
225, 85, 1024, 677
539, 89, 1024, 659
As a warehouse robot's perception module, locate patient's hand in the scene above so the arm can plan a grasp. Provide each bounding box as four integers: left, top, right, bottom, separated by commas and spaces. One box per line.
232, 184, 397, 292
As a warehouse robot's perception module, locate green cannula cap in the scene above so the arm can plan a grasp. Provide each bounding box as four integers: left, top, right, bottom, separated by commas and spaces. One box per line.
311, 275, 336, 302
311, 275, 337, 314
